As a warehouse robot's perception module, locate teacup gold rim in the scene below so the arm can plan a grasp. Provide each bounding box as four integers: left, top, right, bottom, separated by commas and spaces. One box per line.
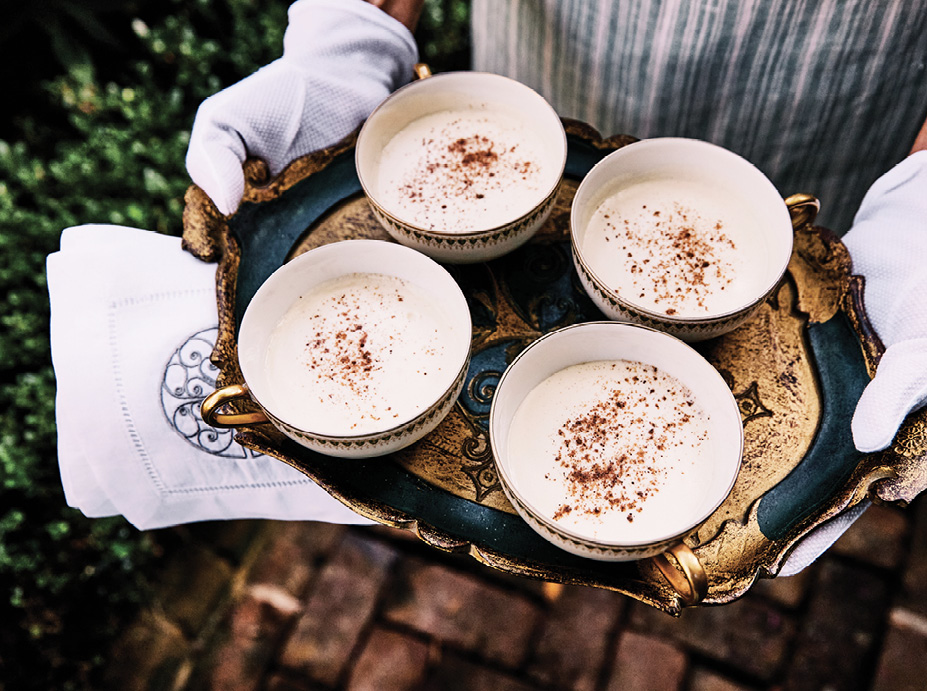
488, 321, 745, 549
262, 352, 470, 444
570, 232, 789, 326
355, 70, 568, 239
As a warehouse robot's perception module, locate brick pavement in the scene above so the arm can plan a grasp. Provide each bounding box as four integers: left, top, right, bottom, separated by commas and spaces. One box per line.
105, 494, 927, 691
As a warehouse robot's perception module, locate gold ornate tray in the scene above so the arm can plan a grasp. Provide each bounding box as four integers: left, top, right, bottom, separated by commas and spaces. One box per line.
182, 120, 927, 615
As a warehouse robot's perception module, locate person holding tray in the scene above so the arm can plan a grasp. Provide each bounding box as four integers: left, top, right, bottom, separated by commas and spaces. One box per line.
50, 0, 923, 574
181, 0, 927, 573
186, 0, 927, 462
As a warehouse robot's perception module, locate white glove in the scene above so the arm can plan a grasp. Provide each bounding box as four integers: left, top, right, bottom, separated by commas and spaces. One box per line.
186, 0, 418, 215
843, 150, 927, 453
780, 150, 927, 577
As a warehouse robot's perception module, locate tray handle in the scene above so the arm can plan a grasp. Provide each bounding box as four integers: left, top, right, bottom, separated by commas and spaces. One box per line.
650, 543, 708, 606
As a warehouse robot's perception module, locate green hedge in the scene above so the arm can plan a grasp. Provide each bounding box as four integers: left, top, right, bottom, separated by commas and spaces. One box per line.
0, 1, 469, 687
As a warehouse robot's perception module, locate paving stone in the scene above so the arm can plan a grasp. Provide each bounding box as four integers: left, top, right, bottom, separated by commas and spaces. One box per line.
474, 567, 552, 599
264, 673, 331, 691
195, 584, 302, 691
630, 596, 795, 681
688, 667, 756, 691
382, 558, 543, 668
155, 543, 234, 637
526, 584, 625, 691
781, 559, 891, 691
105, 493, 923, 691
540, 581, 565, 602
871, 608, 927, 691
278, 532, 399, 686
247, 521, 346, 597
104, 609, 192, 691
750, 568, 812, 609
370, 523, 550, 599
899, 494, 927, 618
345, 626, 430, 691
830, 503, 909, 570
604, 630, 687, 691
188, 519, 267, 565
367, 523, 424, 544
420, 652, 542, 691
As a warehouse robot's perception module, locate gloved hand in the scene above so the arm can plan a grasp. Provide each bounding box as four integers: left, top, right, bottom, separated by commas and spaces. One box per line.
779, 150, 927, 577
185, 0, 418, 216
843, 150, 927, 453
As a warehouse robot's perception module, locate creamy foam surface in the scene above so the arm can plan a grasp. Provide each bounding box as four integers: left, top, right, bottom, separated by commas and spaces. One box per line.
505, 360, 716, 542
376, 108, 554, 233
581, 179, 767, 317
264, 273, 456, 436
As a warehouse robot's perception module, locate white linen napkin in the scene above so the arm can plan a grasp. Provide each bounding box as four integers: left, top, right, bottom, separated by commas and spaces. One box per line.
48, 224, 372, 530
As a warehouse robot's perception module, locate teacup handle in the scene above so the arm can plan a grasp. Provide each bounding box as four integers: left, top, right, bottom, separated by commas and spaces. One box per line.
785, 193, 820, 230
201, 383, 269, 428
651, 543, 708, 606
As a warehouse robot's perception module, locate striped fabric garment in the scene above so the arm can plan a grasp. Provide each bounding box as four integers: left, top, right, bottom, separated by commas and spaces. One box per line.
471, 0, 927, 233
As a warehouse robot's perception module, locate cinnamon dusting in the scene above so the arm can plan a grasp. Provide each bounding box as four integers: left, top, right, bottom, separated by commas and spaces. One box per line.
598, 200, 740, 314
547, 361, 709, 524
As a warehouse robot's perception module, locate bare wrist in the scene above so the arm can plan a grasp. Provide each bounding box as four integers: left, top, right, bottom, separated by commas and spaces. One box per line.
911, 115, 927, 155
365, 0, 425, 31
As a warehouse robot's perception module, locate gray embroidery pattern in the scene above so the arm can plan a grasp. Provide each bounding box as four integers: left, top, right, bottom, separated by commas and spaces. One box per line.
161, 326, 261, 458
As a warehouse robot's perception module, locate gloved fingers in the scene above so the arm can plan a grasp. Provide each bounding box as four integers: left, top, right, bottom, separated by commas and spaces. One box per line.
185, 62, 306, 214
184, 0, 419, 216
843, 152, 927, 345
288, 71, 390, 147
852, 338, 927, 453
848, 151, 927, 227
185, 135, 246, 216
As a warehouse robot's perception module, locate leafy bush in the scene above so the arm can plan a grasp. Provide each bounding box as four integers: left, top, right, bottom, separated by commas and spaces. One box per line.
0, 0, 469, 688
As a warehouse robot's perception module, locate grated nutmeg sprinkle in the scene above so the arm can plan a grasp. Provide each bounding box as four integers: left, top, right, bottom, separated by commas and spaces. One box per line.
547, 361, 709, 523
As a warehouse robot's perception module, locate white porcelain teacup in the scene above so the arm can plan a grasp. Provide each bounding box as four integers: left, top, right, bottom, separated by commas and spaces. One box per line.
489, 322, 743, 604
571, 138, 812, 341
356, 69, 567, 263
201, 239, 472, 458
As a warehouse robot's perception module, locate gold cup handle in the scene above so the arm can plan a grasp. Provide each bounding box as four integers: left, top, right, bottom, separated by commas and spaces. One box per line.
651, 542, 709, 606
201, 383, 269, 428
785, 193, 820, 230
413, 63, 432, 80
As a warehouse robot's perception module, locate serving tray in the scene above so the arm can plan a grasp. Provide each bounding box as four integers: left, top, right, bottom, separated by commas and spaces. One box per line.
182, 119, 927, 614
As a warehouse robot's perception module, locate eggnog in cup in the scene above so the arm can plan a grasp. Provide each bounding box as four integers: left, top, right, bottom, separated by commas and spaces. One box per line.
571, 138, 796, 340
375, 109, 556, 233
356, 71, 567, 263
505, 359, 714, 543
264, 272, 457, 436
489, 322, 743, 564
201, 240, 472, 458
580, 179, 767, 318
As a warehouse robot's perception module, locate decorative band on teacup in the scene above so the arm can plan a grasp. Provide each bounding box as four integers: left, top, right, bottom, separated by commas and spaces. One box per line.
366, 184, 560, 264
